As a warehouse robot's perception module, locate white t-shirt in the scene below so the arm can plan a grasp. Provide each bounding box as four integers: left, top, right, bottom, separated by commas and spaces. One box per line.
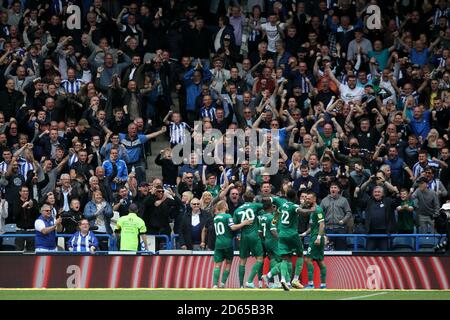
191, 213, 200, 227
35, 217, 54, 232
261, 22, 285, 53
339, 84, 364, 104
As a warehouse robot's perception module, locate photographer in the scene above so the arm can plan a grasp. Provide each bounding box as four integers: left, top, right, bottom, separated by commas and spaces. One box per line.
435, 203, 450, 253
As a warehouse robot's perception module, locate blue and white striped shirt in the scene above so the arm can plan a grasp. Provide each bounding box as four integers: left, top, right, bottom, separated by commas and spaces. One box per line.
61, 79, 84, 95
219, 168, 234, 186
412, 160, 439, 178
0, 161, 8, 174
69, 154, 79, 167
168, 122, 191, 145
200, 106, 217, 122
17, 157, 34, 178
68, 231, 99, 252
433, 7, 448, 25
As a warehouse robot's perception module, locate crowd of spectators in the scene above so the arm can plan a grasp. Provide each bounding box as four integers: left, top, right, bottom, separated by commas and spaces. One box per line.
0, 0, 449, 252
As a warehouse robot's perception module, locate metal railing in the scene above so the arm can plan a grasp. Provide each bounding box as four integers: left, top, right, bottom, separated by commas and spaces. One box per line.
1, 233, 445, 253
0, 233, 173, 252
323, 233, 446, 252
169, 233, 445, 252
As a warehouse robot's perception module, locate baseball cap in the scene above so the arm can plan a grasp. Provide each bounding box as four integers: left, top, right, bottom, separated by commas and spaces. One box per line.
322, 55, 331, 61
354, 27, 363, 33
139, 182, 149, 187
441, 203, 450, 211
78, 118, 90, 128
224, 34, 231, 40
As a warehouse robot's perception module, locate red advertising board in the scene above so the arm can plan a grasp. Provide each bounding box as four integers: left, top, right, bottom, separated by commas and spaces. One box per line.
0, 255, 448, 289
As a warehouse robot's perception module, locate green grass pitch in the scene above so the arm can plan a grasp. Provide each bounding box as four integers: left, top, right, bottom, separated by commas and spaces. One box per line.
0, 289, 449, 300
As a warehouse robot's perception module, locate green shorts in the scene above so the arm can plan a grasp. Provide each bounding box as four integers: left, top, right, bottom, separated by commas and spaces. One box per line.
239, 236, 264, 258
214, 247, 234, 263
306, 237, 325, 261
278, 234, 304, 256
264, 240, 281, 261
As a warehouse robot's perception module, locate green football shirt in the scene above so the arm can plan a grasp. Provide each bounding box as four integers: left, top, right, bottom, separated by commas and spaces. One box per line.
309, 205, 325, 238
258, 212, 276, 242
115, 213, 147, 251
206, 185, 221, 198
214, 213, 235, 249
277, 201, 300, 237
233, 202, 264, 238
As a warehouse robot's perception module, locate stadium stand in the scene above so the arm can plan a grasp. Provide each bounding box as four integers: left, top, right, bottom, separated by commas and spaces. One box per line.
0, 0, 448, 256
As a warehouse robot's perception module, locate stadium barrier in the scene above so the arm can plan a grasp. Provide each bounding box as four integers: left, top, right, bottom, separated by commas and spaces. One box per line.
0, 254, 448, 289
0, 233, 173, 251
169, 233, 444, 252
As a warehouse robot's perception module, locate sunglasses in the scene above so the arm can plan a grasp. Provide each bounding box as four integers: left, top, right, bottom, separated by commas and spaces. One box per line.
186, 176, 194, 179
191, 203, 200, 205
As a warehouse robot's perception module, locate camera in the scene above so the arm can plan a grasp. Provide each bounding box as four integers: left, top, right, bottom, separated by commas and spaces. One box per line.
433, 206, 450, 253
434, 239, 448, 253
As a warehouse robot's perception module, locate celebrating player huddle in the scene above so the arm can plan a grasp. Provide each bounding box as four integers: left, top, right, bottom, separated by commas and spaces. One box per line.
212, 189, 327, 290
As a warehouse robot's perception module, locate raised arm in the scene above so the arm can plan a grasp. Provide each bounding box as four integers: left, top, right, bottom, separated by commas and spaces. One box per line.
146, 126, 167, 140
163, 110, 173, 125
325, 65, 341, 87
252, 112, 264, 130
289, 128, 301, 149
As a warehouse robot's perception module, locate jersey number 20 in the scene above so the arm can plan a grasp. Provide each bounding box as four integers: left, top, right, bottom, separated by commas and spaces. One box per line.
241, 209, 255, 223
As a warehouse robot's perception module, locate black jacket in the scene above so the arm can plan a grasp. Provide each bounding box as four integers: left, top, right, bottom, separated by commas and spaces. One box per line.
177, 181, 205, 200
143, 195, 179, 235
155, 153, 178, 186
178, 210, 208, 249
364, 197, 397, 234
13, 199, 39, 229
0, 89, 23, 120
37, 135, 67, 159
60, 209, 83, 234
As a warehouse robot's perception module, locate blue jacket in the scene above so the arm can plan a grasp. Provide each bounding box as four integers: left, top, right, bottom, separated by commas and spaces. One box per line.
102, 159, 128, 191
183, 66, 212, 111
83, 201, 113, 234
